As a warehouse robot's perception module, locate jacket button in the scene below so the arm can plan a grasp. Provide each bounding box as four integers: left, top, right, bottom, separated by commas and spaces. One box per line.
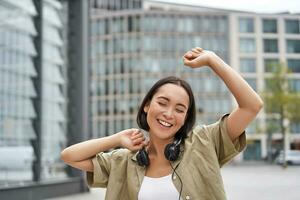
186, 195, 190, 199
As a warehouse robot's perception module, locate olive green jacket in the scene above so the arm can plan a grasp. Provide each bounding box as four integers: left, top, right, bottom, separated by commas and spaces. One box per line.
87, 113, 246, 200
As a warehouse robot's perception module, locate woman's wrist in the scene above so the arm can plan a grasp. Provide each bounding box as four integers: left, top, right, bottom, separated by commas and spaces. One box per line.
207, 52, 224, 71
108, 132, 122, 148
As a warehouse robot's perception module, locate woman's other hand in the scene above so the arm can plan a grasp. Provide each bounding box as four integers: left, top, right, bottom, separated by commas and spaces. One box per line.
117, 129, 149, 151
183, 47, 217, 68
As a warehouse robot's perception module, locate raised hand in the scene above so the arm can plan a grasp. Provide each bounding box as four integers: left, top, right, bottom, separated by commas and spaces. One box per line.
183, 47, 216, 68
118, 129, 149, 151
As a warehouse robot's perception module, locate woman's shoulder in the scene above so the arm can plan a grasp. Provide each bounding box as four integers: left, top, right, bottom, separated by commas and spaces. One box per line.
189, 124, 210, 137
189, 113, 230, 135
184, 124, 211, 146
106, 148, 133, 158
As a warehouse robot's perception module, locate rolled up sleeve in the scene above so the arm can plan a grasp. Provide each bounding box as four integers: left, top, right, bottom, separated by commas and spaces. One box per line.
86, 152, 112, 188
207, 113, 246, 167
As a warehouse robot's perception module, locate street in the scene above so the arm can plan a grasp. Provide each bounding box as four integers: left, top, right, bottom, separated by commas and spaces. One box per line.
47, 163, 300, 200
222, 163, 300, 200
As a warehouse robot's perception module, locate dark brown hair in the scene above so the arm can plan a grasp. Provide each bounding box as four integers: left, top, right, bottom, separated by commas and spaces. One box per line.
136, 76, 196, 140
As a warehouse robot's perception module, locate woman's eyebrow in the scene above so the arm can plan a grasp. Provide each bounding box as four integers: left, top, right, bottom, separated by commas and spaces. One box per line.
157, 96, 188, 109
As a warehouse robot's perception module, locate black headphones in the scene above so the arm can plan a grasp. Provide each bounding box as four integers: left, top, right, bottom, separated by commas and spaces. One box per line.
136, 138, 182, 166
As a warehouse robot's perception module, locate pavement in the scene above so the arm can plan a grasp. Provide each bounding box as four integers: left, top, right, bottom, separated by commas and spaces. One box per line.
46, 162, 300, 200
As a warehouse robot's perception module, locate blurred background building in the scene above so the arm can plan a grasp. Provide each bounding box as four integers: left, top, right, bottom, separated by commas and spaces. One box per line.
0, 0, 69, 184
0, 0, 89, 199
89, 0, 300, 161
0, 0, 299, 199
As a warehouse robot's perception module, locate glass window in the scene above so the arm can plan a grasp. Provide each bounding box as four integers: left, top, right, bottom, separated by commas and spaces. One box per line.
91, 20, 98, 36
177, 18, 186, 32
288, 79, 300, 92
240, 58, 256, 73
245, 78, 257, 91
286, 40, 300, 53
290, 122, 300, 133
98, 20, 105, 35
287, 59, 300, 73
143, 15, 157, 32
285, 19, 300, 34
263, 19, 277, 33
143, 35, 158, 51
264, 59, 279, 72
239, 38, 256, 53
239, 18, 254, 33
245, 120, 258, 134
263, 39, 278, 53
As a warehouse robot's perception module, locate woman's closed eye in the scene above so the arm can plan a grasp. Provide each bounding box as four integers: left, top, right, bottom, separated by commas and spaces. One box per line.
176, 108, 185, 113
157, 101, 167, 106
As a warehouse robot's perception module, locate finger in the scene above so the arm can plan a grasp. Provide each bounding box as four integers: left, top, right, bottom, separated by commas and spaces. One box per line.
132, 137, 145, 145
183, 51, 197, 58
183, 57, 198, 68
132, 128, 140, 134
130, 128, 140, 136
132, 142, 145, 151
192, 48, 201, 53
196, 47, 203, 52
184, 51, 198, 60
183, 51, 193, 58
131, 132, 143, 140
143, 139, 150, 147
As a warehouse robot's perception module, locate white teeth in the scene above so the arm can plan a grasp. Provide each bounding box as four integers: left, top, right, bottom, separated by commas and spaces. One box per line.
158, 120, 172, 127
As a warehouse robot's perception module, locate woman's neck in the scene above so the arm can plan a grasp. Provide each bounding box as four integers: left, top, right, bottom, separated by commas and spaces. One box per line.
147, 133, 173, 158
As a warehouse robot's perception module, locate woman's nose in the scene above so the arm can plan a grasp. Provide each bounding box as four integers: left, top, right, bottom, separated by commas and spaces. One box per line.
163, 108, 174, 119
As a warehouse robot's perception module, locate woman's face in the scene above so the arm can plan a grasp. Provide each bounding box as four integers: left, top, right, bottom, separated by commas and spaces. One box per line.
144, 83, 189, 140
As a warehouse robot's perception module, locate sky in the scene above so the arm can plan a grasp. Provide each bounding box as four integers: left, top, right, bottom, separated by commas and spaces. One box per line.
152, 0, 300, 13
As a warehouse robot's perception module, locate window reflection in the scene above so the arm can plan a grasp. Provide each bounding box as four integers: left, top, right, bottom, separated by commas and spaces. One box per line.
287, 40, 300, 53
263, 39, 278, 53
239, 18, 254, 33
240, 38, 256, 53
263, 19, 277, 33
287, 59, 300, 73
285, 19, 300, 34
240, 58, 256, 73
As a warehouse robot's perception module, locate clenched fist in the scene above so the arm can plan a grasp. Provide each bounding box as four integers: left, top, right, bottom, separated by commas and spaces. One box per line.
183, 47, 217, 68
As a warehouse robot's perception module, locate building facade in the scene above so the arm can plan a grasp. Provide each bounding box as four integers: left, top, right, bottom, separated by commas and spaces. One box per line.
89, 0, 232, 137
229, 11, 300, 159
0, 0, 90, 199
0, 0, 68, 182
89, 0, 300, 161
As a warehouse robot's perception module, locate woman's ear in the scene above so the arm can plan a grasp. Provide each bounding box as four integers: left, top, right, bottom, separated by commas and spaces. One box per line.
143, 102, 150, 113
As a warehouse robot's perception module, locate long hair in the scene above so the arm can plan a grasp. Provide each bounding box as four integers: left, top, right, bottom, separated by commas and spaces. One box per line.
136, 76, 196, 140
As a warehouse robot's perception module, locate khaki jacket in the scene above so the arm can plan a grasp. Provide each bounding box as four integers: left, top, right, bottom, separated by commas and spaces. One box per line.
87, 113, 246, 200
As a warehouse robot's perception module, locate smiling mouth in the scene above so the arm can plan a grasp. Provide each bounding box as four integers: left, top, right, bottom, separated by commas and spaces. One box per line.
157, 119, 173, 127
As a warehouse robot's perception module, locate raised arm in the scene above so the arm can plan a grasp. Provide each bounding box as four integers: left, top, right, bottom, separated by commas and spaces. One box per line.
183, 47, 263, 141
60, 129, 147, 172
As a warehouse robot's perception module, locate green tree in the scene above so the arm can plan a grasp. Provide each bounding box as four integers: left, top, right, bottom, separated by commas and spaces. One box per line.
262, 63, 300, 167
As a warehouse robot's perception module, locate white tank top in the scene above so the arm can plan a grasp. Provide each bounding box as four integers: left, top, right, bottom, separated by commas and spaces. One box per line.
138, 174, 181, 200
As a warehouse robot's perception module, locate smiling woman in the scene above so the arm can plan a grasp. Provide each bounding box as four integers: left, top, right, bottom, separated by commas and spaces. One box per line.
60, 47, 263, 200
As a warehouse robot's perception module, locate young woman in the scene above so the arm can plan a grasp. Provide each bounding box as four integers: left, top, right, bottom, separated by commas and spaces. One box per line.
61, 47, 263, 200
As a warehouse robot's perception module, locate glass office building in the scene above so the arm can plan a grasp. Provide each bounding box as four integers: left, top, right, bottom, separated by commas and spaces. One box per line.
39, 0, 68, 180
0, 0, 37, 182
0, 0, 68, 187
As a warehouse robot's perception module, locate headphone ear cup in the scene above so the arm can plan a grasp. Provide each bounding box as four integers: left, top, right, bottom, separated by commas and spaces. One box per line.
164, 143, 180, 161
136, 148, 150, 166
